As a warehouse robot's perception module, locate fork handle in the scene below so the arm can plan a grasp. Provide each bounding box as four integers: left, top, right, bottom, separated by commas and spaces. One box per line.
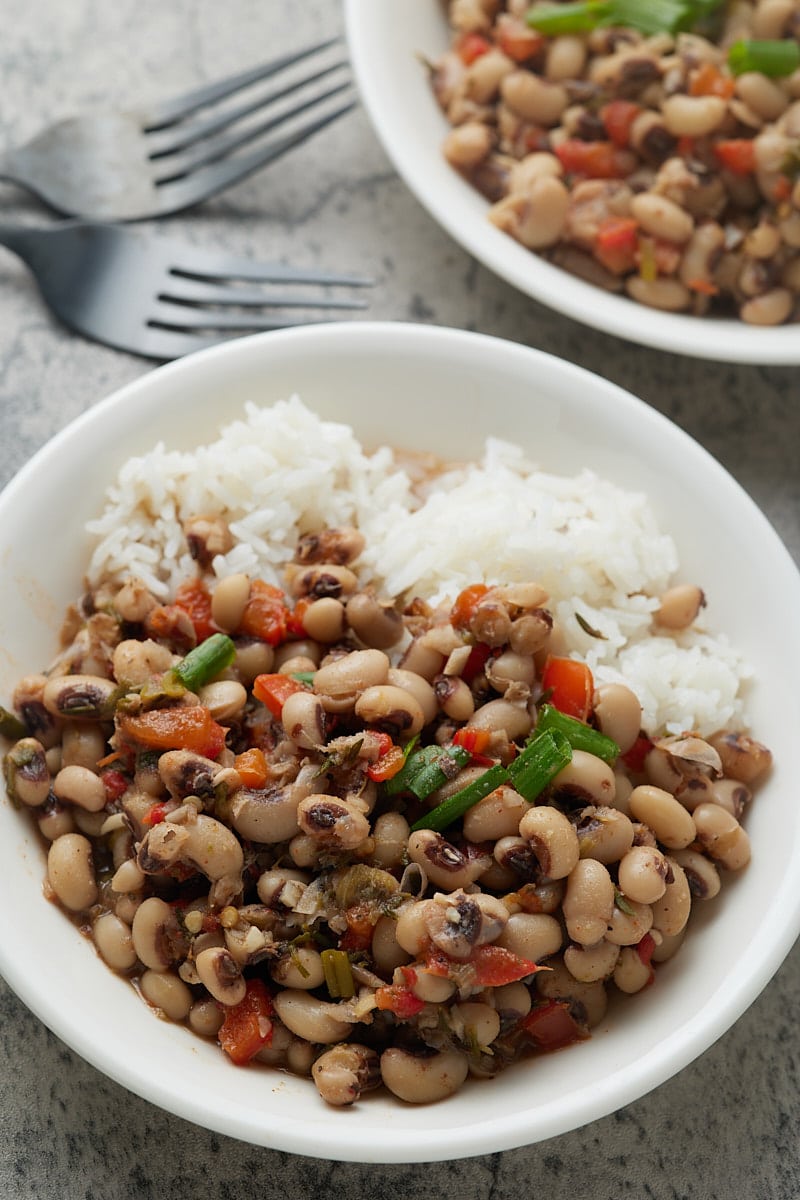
0, 221, 53, 265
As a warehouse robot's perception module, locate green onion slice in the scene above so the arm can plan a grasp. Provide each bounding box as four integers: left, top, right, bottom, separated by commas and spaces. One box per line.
507, 728, 573, 800
411, 762, 510, 833
321, 948, 355, 999
406, 745, 472, 801
170, 632, 236, 692
535, 703, 620, 764
526, 0, 724, 36
728, 38, 800, 78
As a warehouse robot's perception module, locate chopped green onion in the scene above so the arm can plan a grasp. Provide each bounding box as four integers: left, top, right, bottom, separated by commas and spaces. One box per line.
406, 745, 472, 801
321, 948, 355, 999
728, 38, 800, 78
290, 670, 316, 685
536, 704, 620, 764
382, 738, 434, 795
507, 729, 573, 800
0, 705, 28, 741
411, 762, 509, 833
170, 632, 236, 692
525, 0, 611, 35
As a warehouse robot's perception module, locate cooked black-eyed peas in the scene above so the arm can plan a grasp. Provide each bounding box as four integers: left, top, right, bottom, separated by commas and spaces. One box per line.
4, 525, 770, 1105
432, 2, 800, 327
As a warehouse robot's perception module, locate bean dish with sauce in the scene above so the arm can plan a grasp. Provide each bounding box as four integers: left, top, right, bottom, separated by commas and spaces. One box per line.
433, 0, 800, 325
2, 522, 772, 1106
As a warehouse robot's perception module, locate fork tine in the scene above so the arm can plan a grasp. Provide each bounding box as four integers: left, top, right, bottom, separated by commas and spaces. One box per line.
145, 61, 348, 159
166, 248, 372, 288
148, 299, 336, 332
160, 278, 369, 310
141, 38, 340, 129
152, 83, 353, 182
154, 100, 355, 215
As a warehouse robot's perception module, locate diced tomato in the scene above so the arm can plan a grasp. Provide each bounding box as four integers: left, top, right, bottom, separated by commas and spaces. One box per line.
601, 99, 640, 148
119, 706, 227, 758
100, 767, 129, 803
141, 801, 169, 827
252, 673, 305, 719
521, 1000, 588, 1050
686, 276, 719, 296
714, 138, 756, 176
285, 596, 312, 640
469, 944, 540, 987
689, 62, 735, 99
234, 746, 268, 788
636, 931, 657, 968
456, 31, 491, 64
367, 742, 406, 782
238, 580, 290, 646
146, 604, 197, 650
554, 139, 628, 179
218, 978, 274, 1065
495, 14, 544, 62
450, 583, 490, 630
460, 641, 492, 685
453, 726, 493, 756
375, 982, 426, 1019
540, 656, 593, 721
773, 174, 792, 202
594, 215, 639, 275
339, 902, 376, 953
174, 578, 216, 641
621, 732, 653, 774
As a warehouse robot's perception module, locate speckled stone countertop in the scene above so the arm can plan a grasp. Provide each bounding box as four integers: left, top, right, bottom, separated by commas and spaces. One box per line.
1, 3, 799, 1198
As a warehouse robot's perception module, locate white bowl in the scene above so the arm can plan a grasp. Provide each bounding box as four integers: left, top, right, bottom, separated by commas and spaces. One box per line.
0, 322, 798, 1163
345, 1, 800, 364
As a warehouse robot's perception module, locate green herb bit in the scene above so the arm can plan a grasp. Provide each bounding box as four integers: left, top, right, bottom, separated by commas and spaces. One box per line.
0, 705, 28, 741
526, 0, 723, 36
614, 888, 636, 916
526, 0, 611, 35
507, 729, 573, 801
728, 38, 800, 78
170, 632, 236, 692
535, 704, 620, 764
411, 762, 509, 833
321, 948, 356, 999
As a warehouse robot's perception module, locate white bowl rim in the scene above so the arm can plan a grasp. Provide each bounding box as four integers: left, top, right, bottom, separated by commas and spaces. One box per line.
0, 321, 799, 1162
344, 1, 800, 365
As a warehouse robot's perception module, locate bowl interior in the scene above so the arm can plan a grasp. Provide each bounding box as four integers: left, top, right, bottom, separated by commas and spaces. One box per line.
344, 2, 800, 365
1, 322, 799, 1162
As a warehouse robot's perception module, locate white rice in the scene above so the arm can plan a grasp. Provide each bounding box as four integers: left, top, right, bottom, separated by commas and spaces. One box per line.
86, 395, 749, 737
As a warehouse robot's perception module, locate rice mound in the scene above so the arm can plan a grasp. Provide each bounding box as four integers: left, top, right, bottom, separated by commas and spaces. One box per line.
86, 395, 749, 736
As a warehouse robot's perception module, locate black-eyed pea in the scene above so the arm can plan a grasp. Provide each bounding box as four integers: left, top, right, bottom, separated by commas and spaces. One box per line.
618, 845, 670, 904
311, 1043, 382, 1106
274, 639, 321, 670
5, 737, 51, 807
563, 859, 615, 946
550, 750, 616, 808
380, 1047, 469, 1104
494, 834, 540, 881
386, 669, 438, 724
53, 765, 106, 814
61, 721, 106, 770
462, 784, 529, 842
709, 777, 751, 819
355, 685, 426, 738
73, 808, 108, 837
287, 562, 358, 602
313, 648, 390, 712
752, 0, 796, 38
661, 93, 727, 137
592, 683, 642, 754
612, 771, 633, 816
410, 968, 457, 1004
628, 784, 696, 849
395, 899, 440, 957
398, 636, 446, 682
605, 897, 654, 946
302, 597, 347, 644
273, 989, 354, 1044
286, 1038, 316, 1076
195, 946, 247, 1006
655, 585, 706, 631
451, 1001, 501, 1050
479, 859, 519, 891
188, 996, 224, 1038
536, 959, 608, 1027
281, 690, 327, 750
575, 805, 634, 864
489, 176, 570, 250
707, 730, 773, 784
496, 912, 562, 962
132, 896, 185, 971
197, 679, 248, 722
493, 980, 532, 1020
469, 697, 532, 739
545, 34, 587, 80
255, 1020, 293, 1067
485, 649, 536, 693
613, 945, 653, 994
37, 799, 75, 841
650, 857, 692, 937
139, 969, 193, 1021
740, 287, 794, 326
371, 811, 411, 869
115, 893, 143, 925
47, 832, 97, 912
693, 802, 751, 870
433, 674, 475, 723
371, 915, 412, 975
93, 912, 137, 972
210, 572, 250, 632
406, 830, 491, 891
650, 928, 686, 963
443, 120, 494, 168
630, 190, 695, 243
735, 70, 789, 121
564, 937, 620, 983
501, 69, 569, 125
297, 795, 370, 851
270, 946, 326, 990
518, 805, 580, 880
626, 275, 691, 311
670, 847, 721, 900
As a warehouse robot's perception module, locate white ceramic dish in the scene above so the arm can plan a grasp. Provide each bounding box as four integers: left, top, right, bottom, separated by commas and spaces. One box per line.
345, 1, 800, 364
0, 322, 799, 1163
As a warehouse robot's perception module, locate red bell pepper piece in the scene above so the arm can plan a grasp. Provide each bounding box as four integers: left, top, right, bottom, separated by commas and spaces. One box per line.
450, 583, 490, 630
594, 215, 639, 275
554, 139, 628, 179
119, 706, 226, 758
522, 1000, 588, 1050
456, 31, 491, 64
252, 673, 305, 719
375, 981, 426, 1019
601, 99, 641, 148
218, 978, 274, 1065
540, 655, 593, 721
714, 139, 756, 175
174, 578, 216, 642
239, 580, 290, 645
